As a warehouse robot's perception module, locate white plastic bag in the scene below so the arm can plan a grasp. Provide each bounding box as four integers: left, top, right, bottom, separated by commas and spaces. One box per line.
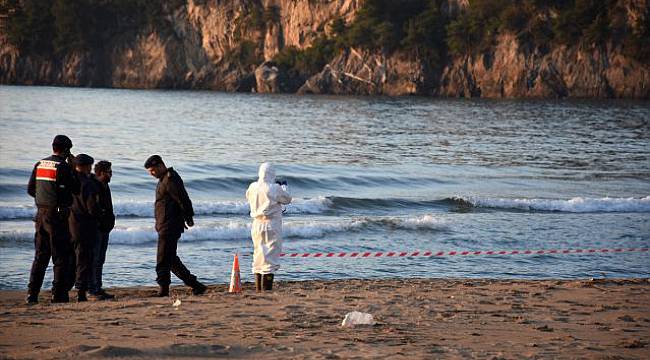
341, 311, 375, 327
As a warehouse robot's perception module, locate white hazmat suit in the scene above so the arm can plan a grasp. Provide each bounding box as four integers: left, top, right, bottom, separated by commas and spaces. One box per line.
246, 163, 292, 275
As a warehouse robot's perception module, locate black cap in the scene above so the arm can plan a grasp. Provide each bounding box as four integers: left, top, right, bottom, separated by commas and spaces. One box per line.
144, 155, 163, 169
75, 154, 94, 166
52, 135, 73, 149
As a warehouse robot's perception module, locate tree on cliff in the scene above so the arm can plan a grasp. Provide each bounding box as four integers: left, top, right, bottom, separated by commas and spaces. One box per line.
4, 0, 55, 55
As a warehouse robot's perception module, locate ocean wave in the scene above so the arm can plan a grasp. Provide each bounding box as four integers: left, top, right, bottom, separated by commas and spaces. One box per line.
0, 215, 448, 245
3, 195, 647, 220
0, 171, 449, 197
456, 196, 650, 213
0, 197, 334, 220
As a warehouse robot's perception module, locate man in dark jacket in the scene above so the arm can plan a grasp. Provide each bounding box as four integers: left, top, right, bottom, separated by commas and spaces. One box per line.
89, 160, 115, 300
144, 155, 206, 297
27, 135, 80, 304
69, 154, 102, 302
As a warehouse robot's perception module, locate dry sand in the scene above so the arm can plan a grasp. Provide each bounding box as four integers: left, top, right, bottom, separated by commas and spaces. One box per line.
1, 278, 649, 359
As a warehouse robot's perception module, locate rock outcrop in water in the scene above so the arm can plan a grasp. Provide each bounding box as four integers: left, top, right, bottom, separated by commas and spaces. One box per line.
0, 0, 648, 98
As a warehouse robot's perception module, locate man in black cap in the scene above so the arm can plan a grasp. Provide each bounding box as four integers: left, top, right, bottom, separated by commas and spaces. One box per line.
144, 155, 206, 297
89, 160, 115, 300
69, 153, 102, 302
27, 135, 80, 304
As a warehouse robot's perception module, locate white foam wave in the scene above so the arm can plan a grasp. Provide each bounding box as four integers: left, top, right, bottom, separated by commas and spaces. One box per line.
462, 196, 650, 213
398, 214, 449, 230
0, 196, 334, 219
0, 214, 447, 244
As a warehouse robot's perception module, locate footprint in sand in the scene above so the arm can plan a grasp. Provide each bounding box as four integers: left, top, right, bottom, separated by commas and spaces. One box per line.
617, 315, 635, 322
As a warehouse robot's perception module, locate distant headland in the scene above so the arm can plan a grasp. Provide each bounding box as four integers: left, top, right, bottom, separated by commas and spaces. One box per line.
1, 0, 648, 98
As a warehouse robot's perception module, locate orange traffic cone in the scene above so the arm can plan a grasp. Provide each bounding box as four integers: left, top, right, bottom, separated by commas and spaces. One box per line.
229, 253, 242, 293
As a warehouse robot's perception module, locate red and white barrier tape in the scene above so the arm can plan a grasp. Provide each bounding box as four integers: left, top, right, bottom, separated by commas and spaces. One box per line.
280, 247, 649, 259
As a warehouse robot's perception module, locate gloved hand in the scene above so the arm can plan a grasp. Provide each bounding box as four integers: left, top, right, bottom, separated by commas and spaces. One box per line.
185, 217, 194, 229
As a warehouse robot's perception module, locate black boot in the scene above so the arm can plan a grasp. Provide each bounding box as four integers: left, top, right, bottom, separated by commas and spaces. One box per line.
77, 290, 87, 302
255, 273, 262, 293
262, 274, 274, 291
26, 293, 38, 305
191, 280, 207, 296
157, 284, 170, 297
51, 291, 69, 303
99, 289, 115, 299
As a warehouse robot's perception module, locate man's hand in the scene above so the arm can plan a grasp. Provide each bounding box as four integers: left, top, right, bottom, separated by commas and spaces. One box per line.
185, 218, 194, 229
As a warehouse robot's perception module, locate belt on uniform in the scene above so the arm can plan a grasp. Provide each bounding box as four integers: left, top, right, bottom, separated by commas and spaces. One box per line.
37, 206, 70, 213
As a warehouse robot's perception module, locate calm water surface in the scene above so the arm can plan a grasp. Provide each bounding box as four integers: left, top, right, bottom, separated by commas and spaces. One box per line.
0, 86, 648, 290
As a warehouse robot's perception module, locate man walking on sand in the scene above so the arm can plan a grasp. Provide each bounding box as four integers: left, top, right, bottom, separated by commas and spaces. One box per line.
144, 155, 206, 297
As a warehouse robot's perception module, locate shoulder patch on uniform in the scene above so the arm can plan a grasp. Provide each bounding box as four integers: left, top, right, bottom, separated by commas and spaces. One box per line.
36, 160, 59, 182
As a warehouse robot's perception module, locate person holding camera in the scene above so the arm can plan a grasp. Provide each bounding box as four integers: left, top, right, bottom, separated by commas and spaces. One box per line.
245, 162, 292, 291
26, 135, 80, 304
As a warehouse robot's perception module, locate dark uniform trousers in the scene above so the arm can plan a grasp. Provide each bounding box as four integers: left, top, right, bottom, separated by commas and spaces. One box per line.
89, 231, 110, 293
28, 208, 72, 297
156, 231, 197, 287
68, 221, 98, 292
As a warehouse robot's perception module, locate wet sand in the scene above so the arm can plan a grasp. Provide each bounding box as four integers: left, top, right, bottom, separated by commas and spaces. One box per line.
1, 278, 648, 359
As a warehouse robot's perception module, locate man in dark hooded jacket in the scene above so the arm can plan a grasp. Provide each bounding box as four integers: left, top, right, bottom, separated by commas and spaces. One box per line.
69, 154, 101, 302
144, 155, 206, 297
27, 135, 80, 304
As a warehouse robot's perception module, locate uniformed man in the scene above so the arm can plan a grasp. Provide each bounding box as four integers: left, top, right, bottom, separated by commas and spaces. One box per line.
26, 135, 80, 304
144, 155, 206, 297
69, 154, 101, 302
89, 160, 115, 300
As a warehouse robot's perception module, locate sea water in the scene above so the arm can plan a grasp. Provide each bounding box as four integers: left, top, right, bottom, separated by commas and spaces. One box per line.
0, 86, 648, 289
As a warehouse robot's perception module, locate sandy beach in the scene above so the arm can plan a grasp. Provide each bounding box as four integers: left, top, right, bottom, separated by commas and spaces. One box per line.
0, 278, 648, 359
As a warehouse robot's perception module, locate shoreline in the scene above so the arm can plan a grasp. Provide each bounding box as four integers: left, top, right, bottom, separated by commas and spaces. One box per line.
3, 84, 650, 101
1, 278, 648, 359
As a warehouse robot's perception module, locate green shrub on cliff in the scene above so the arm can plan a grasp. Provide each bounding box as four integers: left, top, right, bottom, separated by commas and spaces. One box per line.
447, 0, 509, 57
401, 1, 447, 62
3, 0, 182, 56
443, 0, 648, 63
2, 0, 648, 72
341, 0, 435, 52
52, 0, 85, 54
4, 0, 55, 56
273, 37, 338, 77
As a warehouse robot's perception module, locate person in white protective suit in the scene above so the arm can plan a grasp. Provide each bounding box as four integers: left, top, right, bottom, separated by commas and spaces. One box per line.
246, 163, 292, 291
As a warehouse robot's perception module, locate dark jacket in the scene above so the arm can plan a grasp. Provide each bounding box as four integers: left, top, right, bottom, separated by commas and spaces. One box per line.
28, 154, 80, 208
69, 173, 102, 241
155, 168, 194, 235
94, 177, 115, 233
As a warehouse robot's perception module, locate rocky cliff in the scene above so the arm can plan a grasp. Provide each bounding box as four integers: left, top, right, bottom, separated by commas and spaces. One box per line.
0, 0, 358, 91
1, 0, 648, 98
